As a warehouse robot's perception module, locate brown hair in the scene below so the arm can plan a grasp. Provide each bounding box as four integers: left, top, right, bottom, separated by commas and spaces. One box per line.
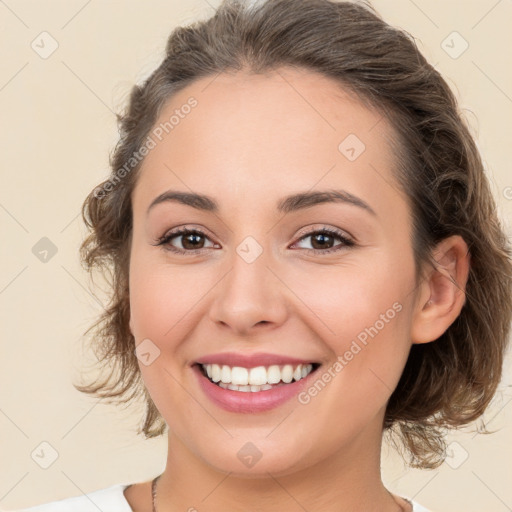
75, 0, 512, 469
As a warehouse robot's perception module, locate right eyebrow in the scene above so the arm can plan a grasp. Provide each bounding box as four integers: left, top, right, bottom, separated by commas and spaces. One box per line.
147, 191, 218, 215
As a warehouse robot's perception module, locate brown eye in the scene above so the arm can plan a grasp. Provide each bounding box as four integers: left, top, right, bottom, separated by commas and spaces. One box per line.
293, 228, 355, 255
156, 228, 216, 254
310, 232, 336, 250
181, 232, 206, 250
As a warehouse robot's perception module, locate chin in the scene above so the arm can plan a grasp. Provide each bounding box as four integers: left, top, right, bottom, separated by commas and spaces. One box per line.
198, 440, 315, 479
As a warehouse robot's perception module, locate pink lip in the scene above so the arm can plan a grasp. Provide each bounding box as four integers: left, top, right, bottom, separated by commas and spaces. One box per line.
192, 363, 320, 413
194, 352, 318, 368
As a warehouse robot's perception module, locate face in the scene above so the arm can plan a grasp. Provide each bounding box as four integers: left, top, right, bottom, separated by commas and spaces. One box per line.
129, 67, 419, 476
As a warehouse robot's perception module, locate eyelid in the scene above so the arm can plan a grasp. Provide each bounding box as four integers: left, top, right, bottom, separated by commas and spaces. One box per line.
157, 224, 215, 242
290, 225, 355, 253
293, 224, 354, 242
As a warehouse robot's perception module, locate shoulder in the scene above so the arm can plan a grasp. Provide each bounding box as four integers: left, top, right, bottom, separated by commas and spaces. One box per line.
396, 493, 433, 512
7, 483, 134, 512
410, 499, 434, 512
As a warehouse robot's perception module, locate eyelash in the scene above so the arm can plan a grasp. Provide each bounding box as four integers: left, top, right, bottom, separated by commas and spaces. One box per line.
154, 226, 355, 256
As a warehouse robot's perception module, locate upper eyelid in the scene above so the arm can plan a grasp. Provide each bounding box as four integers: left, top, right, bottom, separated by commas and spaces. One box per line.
294, 225, 353, 241
159, 225, 214, 242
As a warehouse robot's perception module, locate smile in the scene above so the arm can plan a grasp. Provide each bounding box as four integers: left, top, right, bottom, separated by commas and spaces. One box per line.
193, 361, 321, 413
199, 363, 319, 392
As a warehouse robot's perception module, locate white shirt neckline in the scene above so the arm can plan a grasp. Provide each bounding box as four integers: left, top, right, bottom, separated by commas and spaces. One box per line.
12, 482, 432, 512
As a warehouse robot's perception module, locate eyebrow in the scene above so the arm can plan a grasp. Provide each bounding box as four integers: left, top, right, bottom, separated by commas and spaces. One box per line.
147, 189, 377, 216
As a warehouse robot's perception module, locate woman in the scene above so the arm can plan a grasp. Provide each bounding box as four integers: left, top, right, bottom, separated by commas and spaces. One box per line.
14, 0, 511, 510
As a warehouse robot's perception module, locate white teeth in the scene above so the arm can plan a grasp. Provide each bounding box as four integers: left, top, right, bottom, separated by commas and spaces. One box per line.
281, 364, 293, 383
221, 365, 231, 383
211, 364, 221, 382
218, 382, 273, 391
249, 366, 267, 386
201, 362, 315, 390
267, 365, 281, 384
231, 366, 249, 385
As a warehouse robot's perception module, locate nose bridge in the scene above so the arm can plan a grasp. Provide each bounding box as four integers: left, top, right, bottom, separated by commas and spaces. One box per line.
208, 235, 288, 333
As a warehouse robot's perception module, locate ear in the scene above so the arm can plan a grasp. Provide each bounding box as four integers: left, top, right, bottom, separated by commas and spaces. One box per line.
411, 235, 471, 344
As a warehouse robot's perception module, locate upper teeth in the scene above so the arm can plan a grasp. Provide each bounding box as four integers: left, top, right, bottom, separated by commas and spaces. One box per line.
201, 363, 314, 386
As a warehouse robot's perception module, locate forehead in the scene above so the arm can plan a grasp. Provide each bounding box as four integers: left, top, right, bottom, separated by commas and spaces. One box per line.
133, 67, 404, 218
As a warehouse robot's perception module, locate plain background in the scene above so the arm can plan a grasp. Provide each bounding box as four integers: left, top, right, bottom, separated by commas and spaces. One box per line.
1, 0, 511, 510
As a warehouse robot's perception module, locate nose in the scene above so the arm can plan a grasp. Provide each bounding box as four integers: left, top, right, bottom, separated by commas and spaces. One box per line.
208, 248, 289, 336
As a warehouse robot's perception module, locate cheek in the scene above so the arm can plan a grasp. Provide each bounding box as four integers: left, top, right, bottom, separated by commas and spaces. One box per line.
128, 249, 205, 340
285, 259, 413, 412
283, 257, 410, 350
128, 253, 204, 422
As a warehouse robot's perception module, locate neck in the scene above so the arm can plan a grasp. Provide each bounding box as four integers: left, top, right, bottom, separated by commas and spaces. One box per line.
155, 410, 405, 512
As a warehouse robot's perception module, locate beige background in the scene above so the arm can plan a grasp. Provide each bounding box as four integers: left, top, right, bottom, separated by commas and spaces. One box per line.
1, 0, 511, 510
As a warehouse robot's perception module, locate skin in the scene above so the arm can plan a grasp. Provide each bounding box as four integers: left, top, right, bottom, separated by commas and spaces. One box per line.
124, 67, 470, 512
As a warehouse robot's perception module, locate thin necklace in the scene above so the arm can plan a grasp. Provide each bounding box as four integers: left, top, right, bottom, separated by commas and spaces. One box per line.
151, 474, 408, 512
151, 475, 161, 512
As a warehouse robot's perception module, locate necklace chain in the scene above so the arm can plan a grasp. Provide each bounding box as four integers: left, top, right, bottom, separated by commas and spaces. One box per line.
151, 474, 408, 512
151, 475, 160, 512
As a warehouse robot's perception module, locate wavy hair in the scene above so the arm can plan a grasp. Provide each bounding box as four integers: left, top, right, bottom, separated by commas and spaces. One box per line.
75, 0, 512, 469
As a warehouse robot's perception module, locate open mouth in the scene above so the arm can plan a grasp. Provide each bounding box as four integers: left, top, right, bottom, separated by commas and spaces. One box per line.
195, 362, 321, 393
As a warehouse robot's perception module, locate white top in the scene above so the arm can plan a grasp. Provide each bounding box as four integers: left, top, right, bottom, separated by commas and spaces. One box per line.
9, 483, 433, 511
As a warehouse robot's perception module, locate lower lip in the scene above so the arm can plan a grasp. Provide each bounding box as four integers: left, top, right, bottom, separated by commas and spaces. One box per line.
192, 364, 319, 413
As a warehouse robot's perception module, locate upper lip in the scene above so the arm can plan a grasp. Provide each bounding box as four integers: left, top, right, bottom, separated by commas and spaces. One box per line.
194, 352, 319, 368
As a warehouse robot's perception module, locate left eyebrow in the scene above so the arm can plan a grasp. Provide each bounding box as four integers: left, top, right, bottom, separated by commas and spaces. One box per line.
146, 188, 376, 217
276, 189, 377, 217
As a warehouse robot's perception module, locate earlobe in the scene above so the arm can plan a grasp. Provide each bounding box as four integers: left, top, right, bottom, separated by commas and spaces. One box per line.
411, 235, 470, 344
